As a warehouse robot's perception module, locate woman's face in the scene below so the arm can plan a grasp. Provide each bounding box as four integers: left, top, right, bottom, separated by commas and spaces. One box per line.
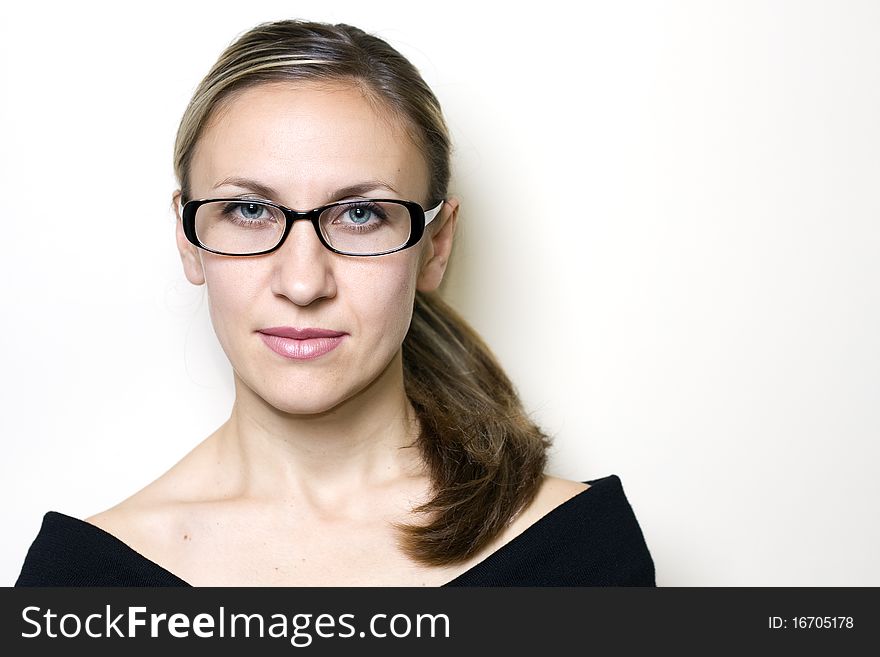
174, 81, 456, 415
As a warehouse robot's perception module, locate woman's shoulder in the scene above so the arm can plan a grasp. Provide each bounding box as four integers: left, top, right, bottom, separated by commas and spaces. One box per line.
444, 473, 655, 586
83, 498, 174, 560
503, 474, 646, 546
530, 473, 647, 534
83, 433, 221, 548
17, 465, 207, 587
511, 475, 591, 529
14, 509, 188, 586
14, 438, 216, 587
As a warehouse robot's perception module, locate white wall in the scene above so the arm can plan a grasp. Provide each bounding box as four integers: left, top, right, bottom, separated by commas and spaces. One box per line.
1, 0, 877, 586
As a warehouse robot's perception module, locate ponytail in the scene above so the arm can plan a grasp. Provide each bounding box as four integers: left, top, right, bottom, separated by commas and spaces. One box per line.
397, 291, 552, 566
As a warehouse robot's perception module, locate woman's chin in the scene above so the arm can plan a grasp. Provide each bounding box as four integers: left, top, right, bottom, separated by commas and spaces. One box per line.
230, 346, 403, 417
256, 388, 353, 417
276, 400, 347, 417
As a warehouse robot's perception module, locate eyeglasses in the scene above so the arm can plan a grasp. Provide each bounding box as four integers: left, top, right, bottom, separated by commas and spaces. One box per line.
180, 197, 444, 257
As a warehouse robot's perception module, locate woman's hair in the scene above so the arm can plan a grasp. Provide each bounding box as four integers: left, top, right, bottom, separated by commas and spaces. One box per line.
173, 19, 552, 567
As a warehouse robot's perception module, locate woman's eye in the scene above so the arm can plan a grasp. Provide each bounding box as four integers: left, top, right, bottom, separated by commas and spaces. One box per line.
346, 206, 374, 224
237, 203, 266, 220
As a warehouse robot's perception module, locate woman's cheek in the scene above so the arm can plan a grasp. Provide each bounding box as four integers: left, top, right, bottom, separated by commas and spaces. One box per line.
353, 262, 418, 340
204, 265, 260, 353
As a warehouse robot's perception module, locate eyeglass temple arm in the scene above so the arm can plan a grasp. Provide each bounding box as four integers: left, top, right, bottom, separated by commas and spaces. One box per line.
424, 200, 445, 227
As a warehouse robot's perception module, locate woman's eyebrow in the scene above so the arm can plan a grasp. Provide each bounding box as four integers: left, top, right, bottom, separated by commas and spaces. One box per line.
212, 177, 400, 202
212, 177, 278, 199
330, 181, 400, 200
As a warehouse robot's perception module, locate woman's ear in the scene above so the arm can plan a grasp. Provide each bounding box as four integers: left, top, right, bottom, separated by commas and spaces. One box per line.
417, 197, 459, 292
172, 191, 206, 286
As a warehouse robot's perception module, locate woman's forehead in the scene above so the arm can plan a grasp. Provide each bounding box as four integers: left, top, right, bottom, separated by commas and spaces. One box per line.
189, 81, 430, 205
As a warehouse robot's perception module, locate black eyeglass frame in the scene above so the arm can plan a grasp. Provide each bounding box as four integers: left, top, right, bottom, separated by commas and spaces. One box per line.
180, 197, 445, 257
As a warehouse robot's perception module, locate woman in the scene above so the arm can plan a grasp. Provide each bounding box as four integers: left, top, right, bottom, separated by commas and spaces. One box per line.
15, 19, 654, 586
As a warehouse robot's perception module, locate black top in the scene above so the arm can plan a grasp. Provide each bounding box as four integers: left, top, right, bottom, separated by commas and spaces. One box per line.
15, 474, 655, 587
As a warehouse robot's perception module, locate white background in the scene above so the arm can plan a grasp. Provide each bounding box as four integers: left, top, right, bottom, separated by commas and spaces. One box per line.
2, 0, 878, 586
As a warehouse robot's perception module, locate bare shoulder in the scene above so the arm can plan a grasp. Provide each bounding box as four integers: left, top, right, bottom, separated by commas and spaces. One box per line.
83, 444, 212, 553
509, 475, 590, 532
538, 475, 591, 503
83, 484, 181, 556
84, 503, 147, 545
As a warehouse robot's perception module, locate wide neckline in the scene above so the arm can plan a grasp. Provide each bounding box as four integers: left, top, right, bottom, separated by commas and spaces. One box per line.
49, 476, 613, 587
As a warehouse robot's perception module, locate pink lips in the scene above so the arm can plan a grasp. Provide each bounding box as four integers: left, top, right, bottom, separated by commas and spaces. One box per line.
258, 326, 347, 360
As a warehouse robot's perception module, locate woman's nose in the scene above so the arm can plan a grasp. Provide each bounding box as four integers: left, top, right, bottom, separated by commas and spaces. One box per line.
269, 220, 337, 306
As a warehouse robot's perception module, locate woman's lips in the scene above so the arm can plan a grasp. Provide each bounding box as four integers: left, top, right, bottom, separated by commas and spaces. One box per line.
258, 329, 346, 360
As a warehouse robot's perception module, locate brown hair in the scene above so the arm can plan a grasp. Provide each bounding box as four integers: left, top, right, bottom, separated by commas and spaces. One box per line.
173, 19, 552, 566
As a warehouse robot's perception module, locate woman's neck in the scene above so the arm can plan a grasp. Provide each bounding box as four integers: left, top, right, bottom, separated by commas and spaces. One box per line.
211, 350, 427, 509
